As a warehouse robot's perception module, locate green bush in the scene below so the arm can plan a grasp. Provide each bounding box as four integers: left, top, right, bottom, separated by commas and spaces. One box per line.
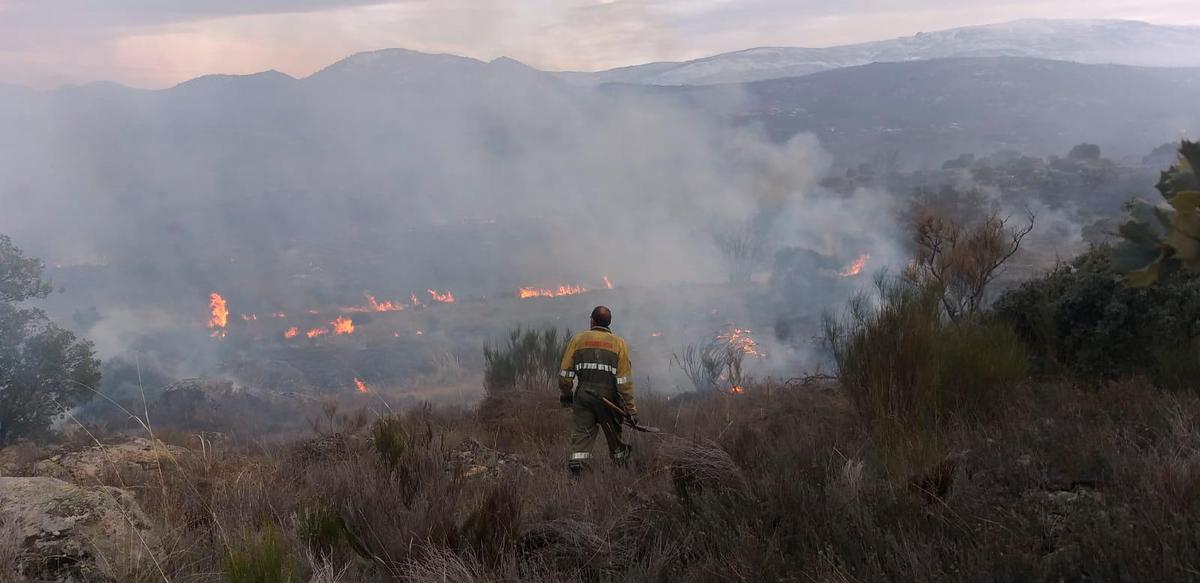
994, 246, 1200, 382
1153, 337, 1200, 390
825, 279, 1029, 479
825, 281, 943, 428
296, 502, 349, 555
371, 415, 408, 468
935, 318, 1029, 415
226, 524, 300, 583
482, 327, 568, 394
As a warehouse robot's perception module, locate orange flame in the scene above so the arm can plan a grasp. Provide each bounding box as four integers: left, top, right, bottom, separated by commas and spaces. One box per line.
717, 327, 764, 358
411, 292, 424, 307
519, 284, 589, 299
839, 254, 870, 278
208, 292, 229, 337
603, 276, 614, 289
332, 315, 355, 335
343, 294, 404, 313
650, 331, 663, 338
354, 377, 369, 393
367, 294, 402, 312
306, 327, 329, 339
728, 385, 746, 395
415, 330, 424, 336
427, 289, 455, 303
284, 326, 299, 339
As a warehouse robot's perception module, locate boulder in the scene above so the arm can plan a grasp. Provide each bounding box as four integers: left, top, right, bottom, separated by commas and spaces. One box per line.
31, 438, 187, 485
0, 476, 156, 582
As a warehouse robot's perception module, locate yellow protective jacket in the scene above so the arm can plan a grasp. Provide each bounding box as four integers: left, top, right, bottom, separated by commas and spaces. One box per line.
558, 326, 636, 415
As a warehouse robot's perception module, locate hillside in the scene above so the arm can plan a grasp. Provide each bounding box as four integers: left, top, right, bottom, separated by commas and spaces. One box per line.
667, 57, 1200, 166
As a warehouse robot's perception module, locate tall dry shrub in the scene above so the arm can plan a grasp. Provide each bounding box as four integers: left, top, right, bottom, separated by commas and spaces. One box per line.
824, 277, 1028, 480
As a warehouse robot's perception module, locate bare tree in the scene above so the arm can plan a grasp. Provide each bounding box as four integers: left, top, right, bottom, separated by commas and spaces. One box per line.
905, 207, 1035, 323
713, 220, 765, 284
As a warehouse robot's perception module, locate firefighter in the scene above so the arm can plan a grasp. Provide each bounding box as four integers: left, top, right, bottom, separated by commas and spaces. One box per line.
558, 305, 636, 474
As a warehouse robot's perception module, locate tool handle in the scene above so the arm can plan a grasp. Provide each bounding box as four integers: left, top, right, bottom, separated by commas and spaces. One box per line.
585, 390, 632, 420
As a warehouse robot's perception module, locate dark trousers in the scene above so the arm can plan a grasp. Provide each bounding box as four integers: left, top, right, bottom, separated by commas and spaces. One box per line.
568, 385, 629, 464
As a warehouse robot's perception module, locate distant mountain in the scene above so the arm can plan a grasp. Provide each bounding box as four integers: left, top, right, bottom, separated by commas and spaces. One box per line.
660, 57, 1200, 166
560, 19, 1200, 86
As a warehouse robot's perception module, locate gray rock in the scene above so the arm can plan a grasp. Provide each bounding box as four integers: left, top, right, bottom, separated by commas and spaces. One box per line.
30, 438, 187, 484
0, 476, 156, 582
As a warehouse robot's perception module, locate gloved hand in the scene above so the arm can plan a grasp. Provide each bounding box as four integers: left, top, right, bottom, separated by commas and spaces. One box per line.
560, 393, 574, 408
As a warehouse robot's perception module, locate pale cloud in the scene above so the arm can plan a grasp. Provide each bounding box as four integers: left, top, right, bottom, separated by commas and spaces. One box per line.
1, 0, 1199, 88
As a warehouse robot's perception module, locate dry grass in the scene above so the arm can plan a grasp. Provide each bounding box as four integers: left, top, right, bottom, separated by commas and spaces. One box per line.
0, 516, 21, 583
8, 375, 1200, 581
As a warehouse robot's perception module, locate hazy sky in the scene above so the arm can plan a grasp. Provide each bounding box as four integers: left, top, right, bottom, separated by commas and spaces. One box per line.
2, 0, 1199, 89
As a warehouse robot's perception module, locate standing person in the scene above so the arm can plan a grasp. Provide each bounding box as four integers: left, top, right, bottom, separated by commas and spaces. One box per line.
558, 306, 637, 474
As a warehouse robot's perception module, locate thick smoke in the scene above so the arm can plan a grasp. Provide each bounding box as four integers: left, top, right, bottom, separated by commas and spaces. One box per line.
0, 50, 896, 391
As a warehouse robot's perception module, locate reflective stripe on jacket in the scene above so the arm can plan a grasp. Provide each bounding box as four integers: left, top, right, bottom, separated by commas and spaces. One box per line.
558, 326, 636, 415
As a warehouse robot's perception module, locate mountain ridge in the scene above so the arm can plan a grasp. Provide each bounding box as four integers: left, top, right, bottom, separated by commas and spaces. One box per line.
5, 18, 1199, 92
556, 18, 1200, 86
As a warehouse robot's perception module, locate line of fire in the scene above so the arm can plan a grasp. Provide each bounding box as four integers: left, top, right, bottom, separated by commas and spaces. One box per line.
201, 255, 870, 395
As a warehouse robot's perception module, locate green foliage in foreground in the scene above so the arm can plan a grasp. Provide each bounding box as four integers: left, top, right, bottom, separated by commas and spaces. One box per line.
0, 234, 101, 444
1113, 140, 1200, 286
995, 246, 1200, 382
227, 524, 300, 583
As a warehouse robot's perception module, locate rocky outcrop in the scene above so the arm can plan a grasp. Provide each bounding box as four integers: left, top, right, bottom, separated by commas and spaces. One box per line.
31, 438, 187, 485
0, 477, 156, 582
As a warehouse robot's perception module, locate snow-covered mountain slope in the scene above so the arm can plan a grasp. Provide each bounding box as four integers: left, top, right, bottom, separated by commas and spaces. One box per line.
559, 19, 1200, 86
